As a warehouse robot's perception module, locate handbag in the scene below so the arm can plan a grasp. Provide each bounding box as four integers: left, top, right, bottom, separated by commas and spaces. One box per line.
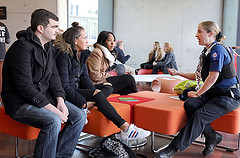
88, 133, 146, 158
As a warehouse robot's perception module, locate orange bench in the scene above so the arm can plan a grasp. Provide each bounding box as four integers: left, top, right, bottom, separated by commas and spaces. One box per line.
0, 106, 40, 157
107, 95, 154, 123
82, 101, 130, 137
0, 94, 131, 157
137, 69, 164, 75
130, 91, 240, 152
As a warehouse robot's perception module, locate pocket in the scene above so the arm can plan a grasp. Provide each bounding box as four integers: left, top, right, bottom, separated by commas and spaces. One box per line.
230, 88, 240, 100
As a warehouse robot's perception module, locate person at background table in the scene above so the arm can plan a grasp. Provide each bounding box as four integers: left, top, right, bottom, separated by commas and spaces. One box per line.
54, 22, 150, 142
1, 9, 86, 158
152, 42, 178, 74
156, 21, 240, 158
139, 41, 164, 70
0, 21, 10, 104
87, 31, 138, 95
114, 40, 135, 75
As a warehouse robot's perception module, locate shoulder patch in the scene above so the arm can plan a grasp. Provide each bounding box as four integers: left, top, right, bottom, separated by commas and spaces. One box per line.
211, 50, 219, 61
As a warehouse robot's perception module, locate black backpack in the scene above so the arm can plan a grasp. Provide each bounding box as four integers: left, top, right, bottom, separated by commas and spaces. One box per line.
88, 133, 146, 158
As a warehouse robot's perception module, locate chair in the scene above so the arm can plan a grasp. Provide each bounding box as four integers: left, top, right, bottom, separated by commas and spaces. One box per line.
0, 106, 40, 158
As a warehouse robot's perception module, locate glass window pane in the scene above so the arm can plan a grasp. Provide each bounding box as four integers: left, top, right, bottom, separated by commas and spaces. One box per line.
68, 0, 98, 45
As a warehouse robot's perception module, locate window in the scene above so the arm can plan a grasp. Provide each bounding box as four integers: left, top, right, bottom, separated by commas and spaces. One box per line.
68, 0, 98, 45
76, 5, 79, 16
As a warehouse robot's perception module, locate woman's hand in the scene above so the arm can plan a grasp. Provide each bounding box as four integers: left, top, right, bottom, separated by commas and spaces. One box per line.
93, 89, 101, 96
86, 101, 96, 110
103, 82, 112, 86
153, 61, 157, 65
187, 91, 199, 98
168, 68, 178, 76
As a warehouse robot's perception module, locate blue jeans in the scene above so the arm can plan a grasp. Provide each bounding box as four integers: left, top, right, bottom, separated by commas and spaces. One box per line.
10, 101, 86, 158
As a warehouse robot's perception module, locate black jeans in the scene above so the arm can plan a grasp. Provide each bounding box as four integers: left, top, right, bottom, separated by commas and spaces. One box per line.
95, 83, 113, 98
106, 74, 138, 95
78, 89, 126, 128
171, 87, 240, 151
140, 62, 153, 69
152, 65, 163, 74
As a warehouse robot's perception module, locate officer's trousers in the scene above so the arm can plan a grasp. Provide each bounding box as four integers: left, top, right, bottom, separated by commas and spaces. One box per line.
171, 88, 240, 151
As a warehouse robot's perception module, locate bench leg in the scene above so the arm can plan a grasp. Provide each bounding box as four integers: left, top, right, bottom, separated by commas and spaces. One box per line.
15, 138, 33, 158
151, 132, 169, 153
194, 133, 240, 152
76, 133, 98, 150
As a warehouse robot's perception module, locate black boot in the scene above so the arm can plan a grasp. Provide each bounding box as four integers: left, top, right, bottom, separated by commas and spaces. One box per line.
202, 132, 223, 156
156, 144, 178, 158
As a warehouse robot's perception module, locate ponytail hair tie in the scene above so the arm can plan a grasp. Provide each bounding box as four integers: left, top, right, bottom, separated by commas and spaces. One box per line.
216, 32, 223, 39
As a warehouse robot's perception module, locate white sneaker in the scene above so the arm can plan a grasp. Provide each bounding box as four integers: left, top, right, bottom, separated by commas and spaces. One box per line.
121, 124, 151, 141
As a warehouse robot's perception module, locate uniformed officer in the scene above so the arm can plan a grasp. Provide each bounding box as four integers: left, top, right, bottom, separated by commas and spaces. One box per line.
156, 21, 240, 158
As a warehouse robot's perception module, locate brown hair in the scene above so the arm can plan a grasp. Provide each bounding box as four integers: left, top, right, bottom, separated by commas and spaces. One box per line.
199, 21, 225, 42
163, 42, 174, 52
31, 9, 58, 32
62, 22, 85, 50
148, 42, 164, 62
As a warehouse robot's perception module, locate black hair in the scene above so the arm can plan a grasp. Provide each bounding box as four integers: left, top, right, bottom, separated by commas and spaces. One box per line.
94, 31, 116, 49
31, 9, 58, 32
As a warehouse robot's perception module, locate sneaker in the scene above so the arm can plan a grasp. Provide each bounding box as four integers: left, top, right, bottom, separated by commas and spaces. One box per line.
83, 109, 90, 125
121, 124, 151, 141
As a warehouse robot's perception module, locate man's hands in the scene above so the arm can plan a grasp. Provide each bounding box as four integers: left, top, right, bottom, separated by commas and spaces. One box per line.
44, 97, 69, 124
57, 97, 69, 118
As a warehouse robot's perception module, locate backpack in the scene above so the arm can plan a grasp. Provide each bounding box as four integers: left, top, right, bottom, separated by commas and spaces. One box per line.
88, 133, 140, 158
174, 80, 203, 95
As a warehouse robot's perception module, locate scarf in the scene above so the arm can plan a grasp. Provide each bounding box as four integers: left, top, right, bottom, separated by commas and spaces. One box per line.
97, 44, 116, 67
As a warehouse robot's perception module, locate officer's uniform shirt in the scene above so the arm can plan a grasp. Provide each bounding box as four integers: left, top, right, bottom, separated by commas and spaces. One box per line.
209, 41, 238, 88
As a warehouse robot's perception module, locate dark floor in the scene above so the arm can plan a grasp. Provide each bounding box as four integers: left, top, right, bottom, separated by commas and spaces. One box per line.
1, 83, 240, 158
0, 131, 240, 158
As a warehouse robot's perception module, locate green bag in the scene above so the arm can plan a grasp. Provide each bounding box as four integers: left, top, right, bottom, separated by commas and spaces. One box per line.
174, 80, 203, 95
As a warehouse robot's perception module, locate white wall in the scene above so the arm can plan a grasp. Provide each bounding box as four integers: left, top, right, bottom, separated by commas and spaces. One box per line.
1, 0, 59, 46
114, 0, 223, 72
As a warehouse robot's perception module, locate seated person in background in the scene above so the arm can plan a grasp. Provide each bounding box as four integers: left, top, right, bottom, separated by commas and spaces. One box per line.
152, 42, 178, 74
0, 22, 10, 104
87, 31, 138, 95
115, 40, 135, 75
140, 41, 164, 69
54, 22, 150, 142
1, 9, 86, 158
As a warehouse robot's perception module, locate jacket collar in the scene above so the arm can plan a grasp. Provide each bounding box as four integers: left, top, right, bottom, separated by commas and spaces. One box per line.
96, 44, 115, 66
54, 34, 73, 56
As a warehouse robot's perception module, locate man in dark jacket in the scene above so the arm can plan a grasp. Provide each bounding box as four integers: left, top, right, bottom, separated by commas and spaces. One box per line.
115, 40, 135, 75
1, 9, 86, 158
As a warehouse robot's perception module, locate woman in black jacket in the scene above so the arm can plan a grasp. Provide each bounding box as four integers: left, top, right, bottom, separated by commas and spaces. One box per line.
54, 22, 150, 142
